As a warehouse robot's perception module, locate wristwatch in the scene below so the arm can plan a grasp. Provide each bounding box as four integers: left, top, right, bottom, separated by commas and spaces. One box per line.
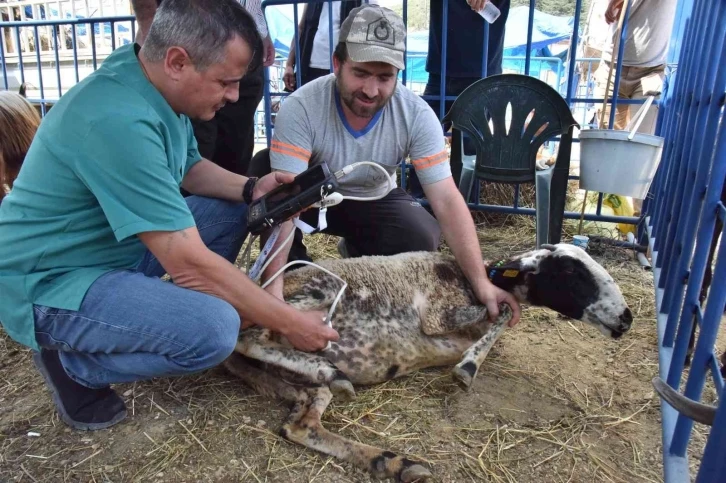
243, 177, 258, 204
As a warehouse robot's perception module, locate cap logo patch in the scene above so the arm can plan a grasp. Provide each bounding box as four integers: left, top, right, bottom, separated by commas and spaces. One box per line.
367, 18, 394, 45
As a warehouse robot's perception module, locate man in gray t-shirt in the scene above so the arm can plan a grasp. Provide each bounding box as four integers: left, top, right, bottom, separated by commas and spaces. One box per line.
253, 5, 520, 326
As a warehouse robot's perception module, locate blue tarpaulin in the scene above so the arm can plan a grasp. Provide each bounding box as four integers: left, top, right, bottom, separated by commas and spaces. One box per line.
502, 6, 574, 56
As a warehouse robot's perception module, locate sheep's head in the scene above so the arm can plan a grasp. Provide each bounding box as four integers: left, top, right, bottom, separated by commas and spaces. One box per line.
487, 243, 633, 338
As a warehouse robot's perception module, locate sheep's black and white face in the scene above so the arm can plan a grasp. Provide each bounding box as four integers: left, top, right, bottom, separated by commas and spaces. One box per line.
503, 244, 633, 338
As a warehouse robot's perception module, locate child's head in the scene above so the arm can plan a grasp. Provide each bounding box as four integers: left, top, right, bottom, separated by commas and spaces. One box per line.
0, 91, 40, 201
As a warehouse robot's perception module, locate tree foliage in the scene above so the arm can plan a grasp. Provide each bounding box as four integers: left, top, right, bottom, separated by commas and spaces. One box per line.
513, 0, 592, 28
390, 0, 592, 31
512, 0, 591, 18
389, 0, 431, 32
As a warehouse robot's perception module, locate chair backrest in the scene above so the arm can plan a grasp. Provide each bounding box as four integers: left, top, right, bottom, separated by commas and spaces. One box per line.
442, 74, 579, 184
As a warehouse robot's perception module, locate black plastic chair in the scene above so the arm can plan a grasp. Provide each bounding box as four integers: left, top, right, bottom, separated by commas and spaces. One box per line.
442, 74, 579, 247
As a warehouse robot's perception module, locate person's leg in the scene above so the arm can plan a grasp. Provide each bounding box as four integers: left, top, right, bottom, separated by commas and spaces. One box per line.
213, 68, 265, 176
409, 74, 446, 199
190, 114, 219, 162
189, 69, 264, 177
419, 75, 480, 197
486, 0, 510, 76
301, 67, 331, 87
593, 61, 630, 129
35, 272, 241, 387
135, 195, 249, 278
33, 196, 248, 430
247, 147, 273, 178
423, 73, 446, 121
186, 114, 220, 197
301, 188, 442, 257
33, 270, 241, 430
611, 66, 637, 130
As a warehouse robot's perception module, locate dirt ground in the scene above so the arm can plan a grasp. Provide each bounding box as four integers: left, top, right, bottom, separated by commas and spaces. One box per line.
1, 224, 723, 483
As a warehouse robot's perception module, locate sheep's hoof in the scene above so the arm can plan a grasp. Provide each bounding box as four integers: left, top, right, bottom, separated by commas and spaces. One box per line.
452, 361, 477, 390
330, 379, 356, 400
399, 463, 432, 482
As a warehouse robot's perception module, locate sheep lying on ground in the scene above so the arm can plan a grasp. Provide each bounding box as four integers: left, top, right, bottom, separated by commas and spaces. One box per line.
224, 243, 633, 482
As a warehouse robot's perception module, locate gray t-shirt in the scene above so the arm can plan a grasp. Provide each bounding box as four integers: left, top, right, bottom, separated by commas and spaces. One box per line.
603, 0, 678, 67
270, 74, 451, 198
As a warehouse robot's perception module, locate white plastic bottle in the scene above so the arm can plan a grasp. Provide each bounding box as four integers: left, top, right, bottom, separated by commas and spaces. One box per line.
468, 0, 501, 23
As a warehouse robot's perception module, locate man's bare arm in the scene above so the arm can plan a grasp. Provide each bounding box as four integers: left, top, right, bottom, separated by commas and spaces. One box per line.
258, 167, 301, 300
259, 219, 295, 300
182, 160, 300, 206
138, 227, 338, 351
181, 159, 249, 202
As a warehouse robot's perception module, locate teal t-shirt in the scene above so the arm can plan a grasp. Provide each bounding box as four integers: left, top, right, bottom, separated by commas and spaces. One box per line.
0, 43, 202, 351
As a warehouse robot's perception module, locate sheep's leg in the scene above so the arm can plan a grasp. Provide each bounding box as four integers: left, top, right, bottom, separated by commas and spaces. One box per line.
223, 351, 306, 403
451, 305, 512, 390
235, 331, 356, 400
281, 386, 432, 482
226, 350, 431, 480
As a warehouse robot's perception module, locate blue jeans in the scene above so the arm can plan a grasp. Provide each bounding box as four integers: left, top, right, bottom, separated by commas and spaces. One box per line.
33, 196, 248, 389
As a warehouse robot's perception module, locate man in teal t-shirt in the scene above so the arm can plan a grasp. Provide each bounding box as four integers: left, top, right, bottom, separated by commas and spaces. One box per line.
0, 0, 338, 431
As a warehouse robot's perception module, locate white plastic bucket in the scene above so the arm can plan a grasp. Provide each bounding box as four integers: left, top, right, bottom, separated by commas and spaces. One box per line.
578, 96, 665, 199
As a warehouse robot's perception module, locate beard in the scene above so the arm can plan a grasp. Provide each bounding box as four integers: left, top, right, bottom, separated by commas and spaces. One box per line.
336, 72, 395, 119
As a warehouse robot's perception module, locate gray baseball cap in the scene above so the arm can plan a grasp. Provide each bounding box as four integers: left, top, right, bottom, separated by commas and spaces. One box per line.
338, 5, 406, 70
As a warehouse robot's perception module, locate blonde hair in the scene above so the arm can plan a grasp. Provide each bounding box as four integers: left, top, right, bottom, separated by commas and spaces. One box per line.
0, 91, 40, 201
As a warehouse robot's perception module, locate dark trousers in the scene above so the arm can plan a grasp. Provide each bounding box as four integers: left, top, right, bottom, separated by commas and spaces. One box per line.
412, 1, 509, 198
423, 74, 486, 127
283, 68, 329, 96
249, 149, 442, 261
191, 68, 264, 176
301, 67, 330, 87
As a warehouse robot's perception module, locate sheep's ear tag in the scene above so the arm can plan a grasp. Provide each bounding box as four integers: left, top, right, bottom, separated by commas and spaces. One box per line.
488, 260, 519, 280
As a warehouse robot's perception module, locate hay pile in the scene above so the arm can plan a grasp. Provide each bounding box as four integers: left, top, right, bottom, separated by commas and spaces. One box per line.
1, 222, 723, 483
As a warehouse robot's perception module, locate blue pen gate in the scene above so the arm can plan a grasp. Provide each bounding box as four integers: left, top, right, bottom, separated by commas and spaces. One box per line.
2, 0, 724, 480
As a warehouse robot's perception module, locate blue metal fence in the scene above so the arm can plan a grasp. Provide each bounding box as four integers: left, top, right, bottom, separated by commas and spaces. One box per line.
2, 2, 724, 480
0, 15, 136, 114
645, 0, 726, 479
259, 0, 644, 226
1, 4, 645, 226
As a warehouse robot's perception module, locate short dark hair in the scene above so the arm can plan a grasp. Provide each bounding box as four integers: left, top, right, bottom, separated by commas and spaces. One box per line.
333, 42, 348, 65
142, 0, 263, 72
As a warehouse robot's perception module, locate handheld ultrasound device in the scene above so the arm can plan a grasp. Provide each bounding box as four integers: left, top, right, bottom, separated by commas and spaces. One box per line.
247, 163, 339, 235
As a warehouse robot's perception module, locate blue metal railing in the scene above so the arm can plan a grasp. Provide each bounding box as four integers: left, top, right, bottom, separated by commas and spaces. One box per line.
1, 15, 135, 113
644, 0, 726, 480
2, 0, 724, 480
258, 0, 650, 225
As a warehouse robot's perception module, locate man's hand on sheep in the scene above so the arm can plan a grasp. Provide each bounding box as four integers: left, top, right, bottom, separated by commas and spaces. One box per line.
284, 310, 340, 352
475, 282, 521, 327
